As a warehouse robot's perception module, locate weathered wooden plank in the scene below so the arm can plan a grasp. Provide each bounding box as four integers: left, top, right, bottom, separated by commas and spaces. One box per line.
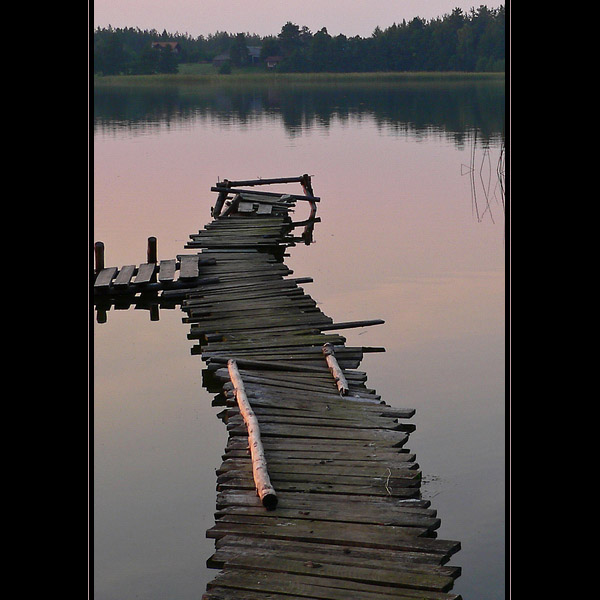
208, 516, 455, 552
237, 200, 255, 212
112, 265, 136, 287
190, 313, 333, 331
222, 380, 383, 403
203, 334, 347, 352
211, 535, 460, 575
226, 421, 408, 445
133, 262, 156, 284
214, 490, 431, 514
225, 413, 405, 433
204, 345, 366, 359
256, 203, 273, 214
207, 356, 332, 373
214, 505, 438, 532
185, 298, 318, 314
216, 490, 432, 513
217, 476, 419, 497
210, 186, 321, 202
223, 448, 417, 463
178, 254, 200, 279
221, 373, 340, 394
223, 394, 415, 419
218, 466, 421, 487
208, 552, 455, 593
206, 569, 461, 600
94, 267, 117, 288
203, 590, 308, 600
223, 402, 401, 423
158, 259, 176, 282
224, 432, 405, 449
217, 459, 419, 479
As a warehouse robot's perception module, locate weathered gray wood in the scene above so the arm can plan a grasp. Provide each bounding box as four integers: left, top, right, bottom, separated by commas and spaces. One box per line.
214, 505, 437, 532
216, 490, 432, 512
113, 265, 136, 287
94, 267, 117, 288
133, 262, 156, 284
158, 259, 176, 282
216, 176, 306, 187
207, 517, 460, 556
216, 476, 420, 497
211, 534, 460, 574
224, 413, 405, 433
256, 203, 273, 214
209, 551, 455, 592
178, 254, 200, 279
211, 186, 321, 202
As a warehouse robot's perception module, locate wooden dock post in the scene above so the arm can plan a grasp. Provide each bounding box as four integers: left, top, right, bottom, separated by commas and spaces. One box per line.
227, 359, 278, 510
94, 241, 105, 273
147, 237, 157, 263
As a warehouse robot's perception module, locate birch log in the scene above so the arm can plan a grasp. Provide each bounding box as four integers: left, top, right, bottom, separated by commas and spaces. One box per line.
322, 343, 350, 395
227, 359, 278, 510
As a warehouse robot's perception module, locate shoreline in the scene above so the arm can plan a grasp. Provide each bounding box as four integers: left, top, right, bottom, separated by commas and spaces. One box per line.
93, 70, 505, 87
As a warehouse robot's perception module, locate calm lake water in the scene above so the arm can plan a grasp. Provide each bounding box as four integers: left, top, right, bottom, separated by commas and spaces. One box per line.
92, 78, 506, 600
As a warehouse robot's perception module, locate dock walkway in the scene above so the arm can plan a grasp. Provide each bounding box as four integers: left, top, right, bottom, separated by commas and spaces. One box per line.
93, 175, 462, 598
181, 178, 462, 599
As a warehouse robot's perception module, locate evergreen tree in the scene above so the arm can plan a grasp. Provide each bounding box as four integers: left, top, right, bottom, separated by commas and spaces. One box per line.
135, 46, 159, 74
230, 33, 250, 66
93, 6, 505, 76
157, 45, 178, 73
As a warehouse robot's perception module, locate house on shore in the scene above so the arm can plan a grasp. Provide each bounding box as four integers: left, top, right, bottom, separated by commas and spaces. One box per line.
151, 41, 181, 53
265, 55, 283, 69
212, 46, 263, 67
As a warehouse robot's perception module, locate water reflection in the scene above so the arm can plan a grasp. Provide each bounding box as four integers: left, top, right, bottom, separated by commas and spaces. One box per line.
93, 79, 506, 599
93, 81, 505, 146
461, 132, 505, 224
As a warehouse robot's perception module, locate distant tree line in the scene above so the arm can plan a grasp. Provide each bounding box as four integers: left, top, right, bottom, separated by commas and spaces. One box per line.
93, 5, 504, 76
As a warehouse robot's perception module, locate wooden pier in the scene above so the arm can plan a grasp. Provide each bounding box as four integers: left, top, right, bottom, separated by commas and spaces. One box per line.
94, 175, 462, 599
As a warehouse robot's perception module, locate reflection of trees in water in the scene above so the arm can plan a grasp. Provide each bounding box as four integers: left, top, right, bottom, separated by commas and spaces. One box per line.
94, 82, 505, 148
461, 130, 504, 224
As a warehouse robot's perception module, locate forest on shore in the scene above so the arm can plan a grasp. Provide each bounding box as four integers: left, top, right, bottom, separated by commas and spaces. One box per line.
93, 5, 505, 76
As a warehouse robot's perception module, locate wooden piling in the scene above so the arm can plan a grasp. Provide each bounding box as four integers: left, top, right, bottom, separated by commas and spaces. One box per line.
94, 241, 105, 273
147, 237, 157, 263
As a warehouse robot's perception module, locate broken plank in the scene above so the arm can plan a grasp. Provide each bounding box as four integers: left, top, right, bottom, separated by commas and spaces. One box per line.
176, 254, 198, 279
94, 267, 118, 288
158, 259, 176, 282
113, 265, 136, 287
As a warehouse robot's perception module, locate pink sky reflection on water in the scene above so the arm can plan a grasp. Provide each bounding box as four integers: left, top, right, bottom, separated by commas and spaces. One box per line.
93, 107, 505, 597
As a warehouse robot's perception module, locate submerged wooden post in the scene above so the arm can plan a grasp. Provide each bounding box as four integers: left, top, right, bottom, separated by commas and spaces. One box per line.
227, 359, 278, 510
213, 180, 230, 218
322, 342, 350, 395
300, 174, 317, 243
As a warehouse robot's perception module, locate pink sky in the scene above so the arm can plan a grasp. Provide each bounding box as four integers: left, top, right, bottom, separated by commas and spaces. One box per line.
93, 0, 504, 38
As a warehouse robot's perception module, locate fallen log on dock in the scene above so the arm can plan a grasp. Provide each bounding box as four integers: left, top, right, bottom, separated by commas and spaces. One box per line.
227, 359, 277, 510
